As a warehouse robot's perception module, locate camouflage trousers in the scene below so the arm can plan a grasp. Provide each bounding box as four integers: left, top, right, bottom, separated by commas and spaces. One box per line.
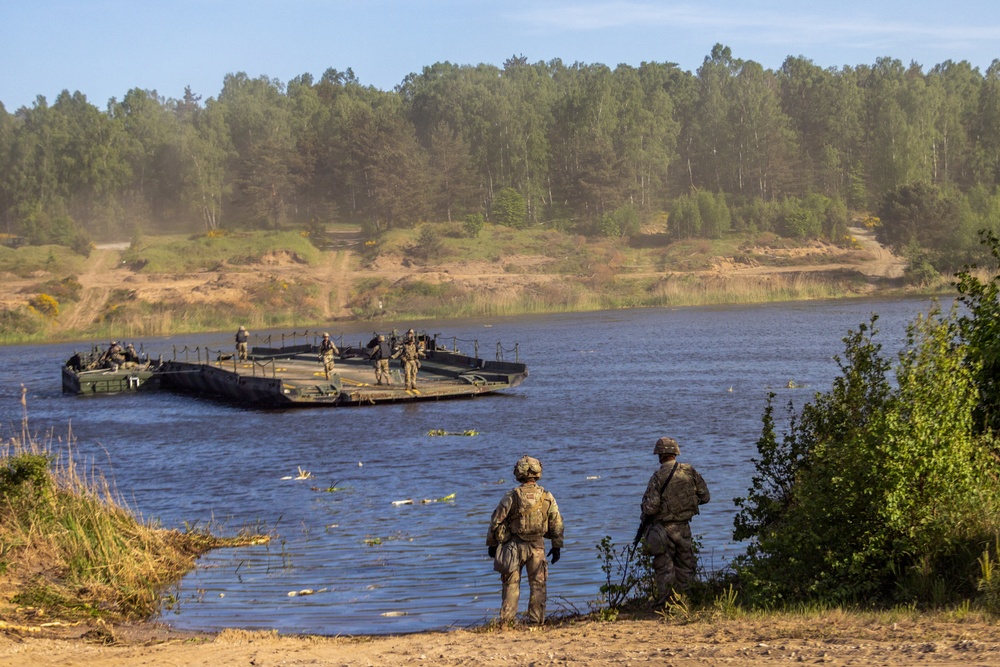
236, 342, 248, 361
499, 537, 548, 624
651, 521, 696, 601
403, 359, 418, 389
322, 352, 335, 379
374, 359, 391, 385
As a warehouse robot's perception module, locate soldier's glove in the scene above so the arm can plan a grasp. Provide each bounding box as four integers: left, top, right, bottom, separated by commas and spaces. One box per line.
547, 547, 560, 564
488, 545, 497, 558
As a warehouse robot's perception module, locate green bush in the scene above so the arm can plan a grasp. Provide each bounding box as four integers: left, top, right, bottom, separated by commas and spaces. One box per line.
491, 187, 527, 229
734, 308, 1000, 606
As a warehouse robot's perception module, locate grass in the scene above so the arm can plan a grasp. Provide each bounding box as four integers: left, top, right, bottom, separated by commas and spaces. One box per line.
0, 389, 268, 623
123, 230, 322, 273
0, 245, 86, 278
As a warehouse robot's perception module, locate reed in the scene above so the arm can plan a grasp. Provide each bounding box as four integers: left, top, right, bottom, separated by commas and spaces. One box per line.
0, 389, 267, 622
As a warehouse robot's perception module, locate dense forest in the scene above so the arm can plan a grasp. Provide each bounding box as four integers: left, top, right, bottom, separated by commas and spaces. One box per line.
2, 45, 1000, 270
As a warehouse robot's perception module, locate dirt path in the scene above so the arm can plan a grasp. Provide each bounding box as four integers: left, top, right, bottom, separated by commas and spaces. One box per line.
59, 246, 123, 331
320, 249, 353, 319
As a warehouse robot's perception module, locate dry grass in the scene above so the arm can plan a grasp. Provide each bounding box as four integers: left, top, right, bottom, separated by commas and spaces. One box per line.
0, 388, 268, 624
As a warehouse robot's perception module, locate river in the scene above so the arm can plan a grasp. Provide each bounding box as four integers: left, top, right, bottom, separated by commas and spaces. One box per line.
0, 296, 943, 634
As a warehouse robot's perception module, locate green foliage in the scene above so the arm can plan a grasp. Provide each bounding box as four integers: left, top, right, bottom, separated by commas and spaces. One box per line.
595, 536, 655, 611
0, 452, 53, 503
696, 191, 731, 239
877, 182, 961, 260
954, 230, 1000, 437
491, 187, 527, 229
598, 204, 642, 239
406, 224, 445, 261
463, 213, 484, 238
669, 195, 702, 239
734, 309, 1000, 606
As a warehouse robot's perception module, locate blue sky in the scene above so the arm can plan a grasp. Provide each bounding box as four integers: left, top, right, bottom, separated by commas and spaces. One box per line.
2, 0, 998, 111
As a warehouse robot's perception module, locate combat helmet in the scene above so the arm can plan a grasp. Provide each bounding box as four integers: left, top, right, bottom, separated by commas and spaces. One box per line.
653, 436, 680, 456
513, 455, 543, 482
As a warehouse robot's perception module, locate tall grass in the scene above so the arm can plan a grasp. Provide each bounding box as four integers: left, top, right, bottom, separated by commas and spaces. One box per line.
0, 388, 267, 622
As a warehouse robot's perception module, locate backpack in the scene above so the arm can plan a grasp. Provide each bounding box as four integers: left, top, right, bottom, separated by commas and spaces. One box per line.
510, 485, 548, 537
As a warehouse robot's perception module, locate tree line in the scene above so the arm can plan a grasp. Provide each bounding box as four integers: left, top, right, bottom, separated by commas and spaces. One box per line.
2, 44, 999, 267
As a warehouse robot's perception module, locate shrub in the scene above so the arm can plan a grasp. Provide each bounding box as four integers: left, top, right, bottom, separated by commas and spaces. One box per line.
734, 308, 1000, 606
491, 188, 527, 229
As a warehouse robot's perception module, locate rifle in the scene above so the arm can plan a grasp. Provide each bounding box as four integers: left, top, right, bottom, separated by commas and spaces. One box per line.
633, 461, 679, 546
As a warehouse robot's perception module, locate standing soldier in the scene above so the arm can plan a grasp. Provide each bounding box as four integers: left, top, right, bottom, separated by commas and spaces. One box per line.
235, 325, 249, 361
393, 328, 424, 390
370, 334, 392, 385
486, 455, 564, 625
636, 436, 710, 603
319, 332, 339, 380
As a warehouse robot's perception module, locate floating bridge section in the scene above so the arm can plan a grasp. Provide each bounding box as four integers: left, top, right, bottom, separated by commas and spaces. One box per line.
157, 336, 527, 408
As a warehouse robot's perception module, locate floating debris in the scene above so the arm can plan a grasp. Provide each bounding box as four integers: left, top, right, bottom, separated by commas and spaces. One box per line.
427, 429, 480, 436
586, 476, 601, 480
364, 537, 383, 546
312, 482, 349, 492
392, 499, 414, 506
282, 466, 313, 481
287, 588, 328, 597
421, 492, 456, 504
381, 611, 408, 617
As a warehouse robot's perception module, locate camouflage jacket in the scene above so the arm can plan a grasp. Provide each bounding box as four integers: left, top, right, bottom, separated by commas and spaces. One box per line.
320, 338, 339, 356
487, 482, 564, 548
640, 461, 709, 524
398, 340, 423, 362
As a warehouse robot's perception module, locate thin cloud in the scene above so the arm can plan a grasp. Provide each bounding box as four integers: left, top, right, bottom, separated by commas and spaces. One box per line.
510, 2, 1000, 47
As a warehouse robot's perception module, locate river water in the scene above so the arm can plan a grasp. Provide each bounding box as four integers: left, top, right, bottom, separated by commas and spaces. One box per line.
0, 297, 941, 634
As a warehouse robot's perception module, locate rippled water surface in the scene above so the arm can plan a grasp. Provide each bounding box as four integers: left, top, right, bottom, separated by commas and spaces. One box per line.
0, 297, 939, 634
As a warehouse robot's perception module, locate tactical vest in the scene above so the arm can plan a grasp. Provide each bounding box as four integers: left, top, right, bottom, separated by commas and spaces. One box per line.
659, 464, 700, 522
509, 485, 550, 538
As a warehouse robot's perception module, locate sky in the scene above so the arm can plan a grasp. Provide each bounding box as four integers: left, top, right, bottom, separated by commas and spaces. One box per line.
2, 0, 999, 111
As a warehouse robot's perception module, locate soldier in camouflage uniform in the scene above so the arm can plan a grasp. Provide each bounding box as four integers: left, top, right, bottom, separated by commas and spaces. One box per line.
639, 437, 710, 602
235, 325, 249, 361
393, 328, 424, 390
486, 455, 564, 624
318, 332, 339, 380
370, 334, 392, 385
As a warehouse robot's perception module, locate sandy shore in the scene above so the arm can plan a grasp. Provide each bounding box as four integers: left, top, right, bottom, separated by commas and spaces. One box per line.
4, 612, 1000, 666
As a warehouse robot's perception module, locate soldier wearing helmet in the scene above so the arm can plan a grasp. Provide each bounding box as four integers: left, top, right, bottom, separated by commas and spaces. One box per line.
369, 334, 393, 385
637, 436, 709, 603
392, 327, 424, 390
235, 325, 249, 361
486, 455, 564, 624
318, 332, 339, 380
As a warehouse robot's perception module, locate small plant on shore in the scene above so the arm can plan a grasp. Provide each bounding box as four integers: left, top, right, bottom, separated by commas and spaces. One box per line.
594, 536, 654, 617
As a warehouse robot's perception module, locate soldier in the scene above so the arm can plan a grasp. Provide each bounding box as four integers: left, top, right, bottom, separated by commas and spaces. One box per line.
393, 328, 424, 390
102, 340, 125, 369
486, 455, 564, 624
319, 332, 339, 380
369, 334, 392, 385
637, 436, 710, 602
235, 325, 249, 361
123, 342, 140, 367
